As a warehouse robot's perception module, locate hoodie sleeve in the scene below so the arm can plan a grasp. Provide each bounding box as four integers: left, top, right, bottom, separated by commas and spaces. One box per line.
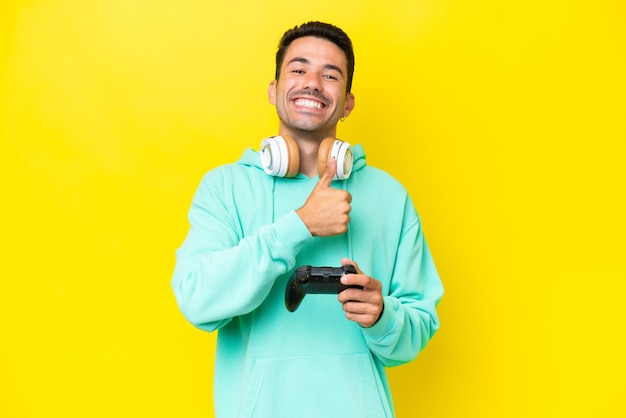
171, 169, 313, 332
361, 201, 444, 367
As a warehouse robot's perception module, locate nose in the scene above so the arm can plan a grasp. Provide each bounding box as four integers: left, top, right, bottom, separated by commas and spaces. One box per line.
302, 71, 323, 92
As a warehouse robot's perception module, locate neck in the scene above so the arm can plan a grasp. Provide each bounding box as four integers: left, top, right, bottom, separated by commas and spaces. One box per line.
279, 129, 338, 178
296, 138, 322, 178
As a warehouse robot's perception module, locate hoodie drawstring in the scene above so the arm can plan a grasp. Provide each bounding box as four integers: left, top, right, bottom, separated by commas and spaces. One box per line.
343, 178, 354, 261
271, 176, 276, 223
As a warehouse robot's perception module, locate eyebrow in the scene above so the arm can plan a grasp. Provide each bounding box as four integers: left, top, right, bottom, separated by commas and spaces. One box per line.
287, 57, 344, 76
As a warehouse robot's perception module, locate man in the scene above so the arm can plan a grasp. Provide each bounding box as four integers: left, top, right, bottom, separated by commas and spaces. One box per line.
172, 21, 443, 418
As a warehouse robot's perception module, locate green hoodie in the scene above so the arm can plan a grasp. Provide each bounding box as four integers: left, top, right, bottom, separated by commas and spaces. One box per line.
172, 144, 443, 417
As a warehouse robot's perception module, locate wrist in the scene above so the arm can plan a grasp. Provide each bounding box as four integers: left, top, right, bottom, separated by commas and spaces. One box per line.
295, 206, 317, 236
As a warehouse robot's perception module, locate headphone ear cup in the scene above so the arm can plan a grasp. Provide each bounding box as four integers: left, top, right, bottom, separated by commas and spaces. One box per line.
282, 135, 300, 178
317, 137, 335, 178
260, 135, 300, 177
317, 138, 353, 180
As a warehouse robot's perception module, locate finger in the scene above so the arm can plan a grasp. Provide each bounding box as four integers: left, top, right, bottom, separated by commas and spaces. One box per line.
344, 311, 379, 328
341, 258, 361, 274
317, 156, 336, 189
342, 300, 374, 314
338, 288, 364, 303
340, 273, 366, 289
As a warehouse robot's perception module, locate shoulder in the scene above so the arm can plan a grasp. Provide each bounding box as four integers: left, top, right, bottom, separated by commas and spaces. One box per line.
349, 165, 421, 224
198, 147, 264, 184
190, 163, 267, 208
350, 165, 409, 196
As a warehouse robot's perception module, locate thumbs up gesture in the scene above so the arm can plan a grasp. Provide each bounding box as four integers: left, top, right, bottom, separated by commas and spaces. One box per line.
296, 157, 352, 237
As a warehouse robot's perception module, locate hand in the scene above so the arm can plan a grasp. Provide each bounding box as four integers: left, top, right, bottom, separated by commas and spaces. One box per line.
296, 157, 352, 236
337, 258, 384, 328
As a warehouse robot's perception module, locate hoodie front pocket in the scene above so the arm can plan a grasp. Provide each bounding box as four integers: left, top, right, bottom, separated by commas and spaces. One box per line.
240, 352, 391, 418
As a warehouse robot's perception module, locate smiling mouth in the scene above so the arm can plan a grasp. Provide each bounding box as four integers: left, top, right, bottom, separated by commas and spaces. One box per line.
293, 98, 325, 110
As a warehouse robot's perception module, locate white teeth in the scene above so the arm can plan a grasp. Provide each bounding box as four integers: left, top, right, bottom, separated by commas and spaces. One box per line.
295, 98, 323, 109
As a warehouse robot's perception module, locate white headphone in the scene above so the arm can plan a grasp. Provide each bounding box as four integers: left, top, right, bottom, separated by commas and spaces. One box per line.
260, 135, 353, 180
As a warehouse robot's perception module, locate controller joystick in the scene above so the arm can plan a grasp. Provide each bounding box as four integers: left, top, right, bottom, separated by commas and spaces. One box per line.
285, 265, 362, 312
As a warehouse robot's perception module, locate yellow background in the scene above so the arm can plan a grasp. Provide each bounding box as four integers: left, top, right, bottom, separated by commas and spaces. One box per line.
2, 0, 624, 417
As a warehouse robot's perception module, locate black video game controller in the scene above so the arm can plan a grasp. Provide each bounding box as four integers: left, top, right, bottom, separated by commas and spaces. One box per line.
285, 265, 362, 312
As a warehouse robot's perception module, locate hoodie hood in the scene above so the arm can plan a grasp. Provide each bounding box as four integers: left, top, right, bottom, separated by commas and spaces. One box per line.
237, 143, 367, 178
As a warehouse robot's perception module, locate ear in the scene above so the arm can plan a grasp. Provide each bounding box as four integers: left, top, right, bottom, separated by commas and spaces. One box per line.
342, 92, 355, 118
268, 80, 277, 105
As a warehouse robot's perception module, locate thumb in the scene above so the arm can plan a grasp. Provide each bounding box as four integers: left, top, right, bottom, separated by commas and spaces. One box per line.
317, 156, 337, 189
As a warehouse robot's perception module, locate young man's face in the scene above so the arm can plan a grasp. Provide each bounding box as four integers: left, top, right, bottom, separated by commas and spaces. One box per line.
269, 36, 355, 139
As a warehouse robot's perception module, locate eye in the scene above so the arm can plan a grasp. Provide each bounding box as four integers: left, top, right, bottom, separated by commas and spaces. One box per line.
292, 69, 305, 74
